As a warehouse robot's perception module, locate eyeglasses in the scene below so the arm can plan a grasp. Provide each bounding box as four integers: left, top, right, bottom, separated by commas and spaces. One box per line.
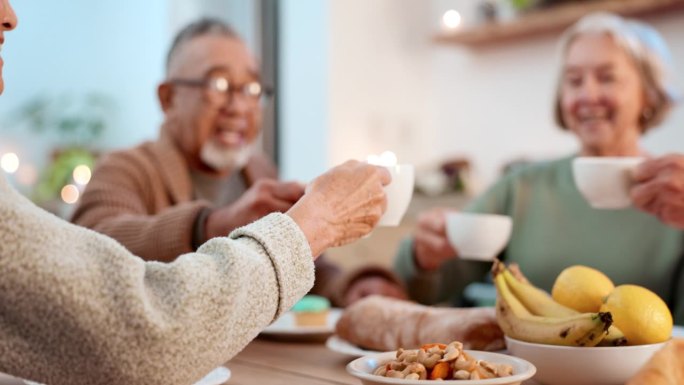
169, 75, 273, 106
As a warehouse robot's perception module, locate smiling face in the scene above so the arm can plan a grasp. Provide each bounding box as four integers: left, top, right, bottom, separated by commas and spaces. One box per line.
161, 34, 262, 174
0, 0, 18, 94
559, 33, 646, 156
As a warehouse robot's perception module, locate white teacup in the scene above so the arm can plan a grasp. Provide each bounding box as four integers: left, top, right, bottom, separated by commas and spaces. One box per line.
377, 164, 415, 226
572, 157, 644, 209
445, 212, 513, 261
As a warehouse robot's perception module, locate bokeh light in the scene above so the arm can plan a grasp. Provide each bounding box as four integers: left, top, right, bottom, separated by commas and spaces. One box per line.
442, 10, 462, 29
73, 165, 92, 185
61, 184, 80, 204
1, 153, 20, 174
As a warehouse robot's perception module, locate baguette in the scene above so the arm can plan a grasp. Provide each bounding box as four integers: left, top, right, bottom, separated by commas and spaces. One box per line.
335, 296, 504, 352
627, 339, 684, 385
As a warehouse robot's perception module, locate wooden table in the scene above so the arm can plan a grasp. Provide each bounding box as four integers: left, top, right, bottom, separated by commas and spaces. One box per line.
0, 337, 541, 384
229, 338, 540, 384
229, 337, 356, 384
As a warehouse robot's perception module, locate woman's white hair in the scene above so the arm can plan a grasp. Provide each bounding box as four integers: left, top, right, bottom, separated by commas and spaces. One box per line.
554, 12, 680, 132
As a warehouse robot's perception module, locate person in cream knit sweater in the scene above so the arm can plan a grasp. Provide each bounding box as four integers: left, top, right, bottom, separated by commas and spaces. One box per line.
0, 2, 390, 384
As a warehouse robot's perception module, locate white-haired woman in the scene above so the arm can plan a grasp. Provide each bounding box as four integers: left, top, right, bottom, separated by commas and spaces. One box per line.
394, 12, 684, 325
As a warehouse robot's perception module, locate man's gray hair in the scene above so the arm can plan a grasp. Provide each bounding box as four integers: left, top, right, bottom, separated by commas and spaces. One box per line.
166, 18, 240, 72
554, 12, 680, 132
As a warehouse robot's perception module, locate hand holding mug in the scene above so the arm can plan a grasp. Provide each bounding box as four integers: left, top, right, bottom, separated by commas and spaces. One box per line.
631, 154, 684, 229
413, 208, 458, 271
287, 160, 391, 257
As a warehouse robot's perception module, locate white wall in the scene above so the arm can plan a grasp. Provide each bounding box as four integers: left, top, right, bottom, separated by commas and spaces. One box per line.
327, 0, 684, 190
0, 0, 168, 178
329, 0, 438, 169
279, 0, 330, 181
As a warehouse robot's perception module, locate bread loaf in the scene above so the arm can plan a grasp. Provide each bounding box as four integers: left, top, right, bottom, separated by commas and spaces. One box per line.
335, 296, 504, 352
627, 339, 684, 385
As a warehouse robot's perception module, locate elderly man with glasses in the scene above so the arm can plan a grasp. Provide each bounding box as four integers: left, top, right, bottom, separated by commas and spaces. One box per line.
72, 18, 407, 305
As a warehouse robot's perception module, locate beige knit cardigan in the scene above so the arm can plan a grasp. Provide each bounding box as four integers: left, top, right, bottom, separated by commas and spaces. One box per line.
71, 133, 277, 262
0, 174, 314, 385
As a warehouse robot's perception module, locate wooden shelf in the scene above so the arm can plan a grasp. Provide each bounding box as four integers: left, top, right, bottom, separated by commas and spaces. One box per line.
435, 0, 684, 47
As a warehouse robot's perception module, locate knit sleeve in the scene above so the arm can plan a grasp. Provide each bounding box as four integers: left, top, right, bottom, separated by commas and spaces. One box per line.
0, 177, 314, 385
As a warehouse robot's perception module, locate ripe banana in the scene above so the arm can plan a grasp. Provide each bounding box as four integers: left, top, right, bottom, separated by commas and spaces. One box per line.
502, 268, 577, 317
501, 263, 628, 345
598, 324, 628, 346
494, 273, 612, 346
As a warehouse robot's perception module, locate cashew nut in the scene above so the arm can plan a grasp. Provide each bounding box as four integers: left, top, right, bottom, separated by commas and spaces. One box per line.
389, 361, 407, 371
440, 343, 461, 362
397, 349, 419, 363
373, 365, 388, 376
453, 355, 476, 372
453, 370, 470, 380
401, 362, 428, 380
496, 363, 514, 377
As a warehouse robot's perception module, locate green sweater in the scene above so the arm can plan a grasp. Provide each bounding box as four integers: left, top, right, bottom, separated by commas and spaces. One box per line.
395, 155, 684, 325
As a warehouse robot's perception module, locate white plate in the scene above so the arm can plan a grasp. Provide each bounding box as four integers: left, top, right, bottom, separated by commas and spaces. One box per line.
261, 308, 342, 336
194, 366, 231, 385
347, 350, 536, 385
23, 366, 231, 385
326, 335, 381, 357
672, 325, 684, 338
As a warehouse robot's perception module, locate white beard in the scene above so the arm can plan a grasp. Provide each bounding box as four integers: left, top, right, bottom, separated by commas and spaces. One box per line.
200, 139, 255, 172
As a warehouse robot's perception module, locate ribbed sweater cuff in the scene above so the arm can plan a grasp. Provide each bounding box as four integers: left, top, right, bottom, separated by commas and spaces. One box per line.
230, 213, 314, 320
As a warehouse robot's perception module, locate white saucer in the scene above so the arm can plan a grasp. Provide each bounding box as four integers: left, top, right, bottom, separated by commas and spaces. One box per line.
23, 366, 231, 385
326, 335, 381, 357
194, 366, 231, 385
261, 308, 342, 337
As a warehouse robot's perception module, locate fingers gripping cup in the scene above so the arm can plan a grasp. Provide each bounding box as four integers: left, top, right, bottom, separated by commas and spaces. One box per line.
572, 157, 644, 209
367, 152, 414, 227
377, 164, 415, 226
445, 212, 513, 261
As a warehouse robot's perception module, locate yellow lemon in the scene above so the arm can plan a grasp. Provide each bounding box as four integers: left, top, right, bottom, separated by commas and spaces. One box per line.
600, 285, 673, 345
551, 265, 614, 313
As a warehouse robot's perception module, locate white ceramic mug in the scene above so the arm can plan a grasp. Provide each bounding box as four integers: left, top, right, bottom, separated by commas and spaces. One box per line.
377, 164, 414, 226
445, 212, 512, 261
572, 157, 644, 209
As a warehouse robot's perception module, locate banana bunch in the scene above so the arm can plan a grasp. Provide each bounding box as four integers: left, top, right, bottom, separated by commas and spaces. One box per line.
493, 260, 614, 347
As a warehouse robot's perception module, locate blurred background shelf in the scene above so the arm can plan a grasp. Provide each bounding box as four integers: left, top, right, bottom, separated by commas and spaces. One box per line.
435, 0, 684, 47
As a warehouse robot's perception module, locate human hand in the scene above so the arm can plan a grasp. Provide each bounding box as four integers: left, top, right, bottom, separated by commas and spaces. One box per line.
343, 276, 408, 306
631, 154, 684, 229
286, 160, 391, 257
414, 208, 458, 271
206, 179, 305, 240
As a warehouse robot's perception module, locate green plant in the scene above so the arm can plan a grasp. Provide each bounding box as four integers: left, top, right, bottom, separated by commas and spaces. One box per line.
8, 92, 115, 204
32, 148, 96, 203
11, 92, 114, 146
510, 0, 538, 11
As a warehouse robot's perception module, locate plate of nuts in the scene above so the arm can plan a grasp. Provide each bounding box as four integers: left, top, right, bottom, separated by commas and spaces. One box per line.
346, 341, 535, 384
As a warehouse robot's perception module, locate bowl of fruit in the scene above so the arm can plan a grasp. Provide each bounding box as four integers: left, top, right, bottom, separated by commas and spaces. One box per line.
493, 261, 674, 385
